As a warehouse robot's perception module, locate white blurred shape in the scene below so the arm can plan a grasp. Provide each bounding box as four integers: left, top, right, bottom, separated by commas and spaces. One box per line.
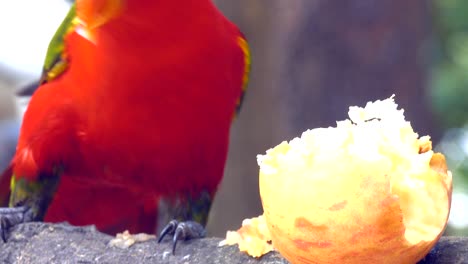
0, 0, 70, 76
0, 0, 69, 168
460, 129, 468, 156
448, 191, 468, 229
16, 96, 30, 121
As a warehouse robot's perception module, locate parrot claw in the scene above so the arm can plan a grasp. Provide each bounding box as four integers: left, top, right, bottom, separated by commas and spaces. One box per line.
0, 206, 34, 242
157, 220, 206, 254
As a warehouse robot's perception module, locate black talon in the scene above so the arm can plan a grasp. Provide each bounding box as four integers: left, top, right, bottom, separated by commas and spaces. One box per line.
0, 206, 34, 242
158, 219, 178, 243
1, 217, 9, 242
172, 226, 180, 254
157, 220, 206, 254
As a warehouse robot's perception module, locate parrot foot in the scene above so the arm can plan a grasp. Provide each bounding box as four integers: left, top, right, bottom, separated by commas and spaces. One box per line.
0, 206, 34, 242
157, 219, 206, 254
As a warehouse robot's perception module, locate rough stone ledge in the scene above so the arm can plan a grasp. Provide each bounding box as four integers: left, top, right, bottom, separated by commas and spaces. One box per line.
0, 222, 466, 263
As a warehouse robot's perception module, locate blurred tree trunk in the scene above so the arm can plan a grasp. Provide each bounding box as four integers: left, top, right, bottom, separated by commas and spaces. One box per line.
208, 0, 276, 236
273, 1, 439, 139
208, 0, 439, 236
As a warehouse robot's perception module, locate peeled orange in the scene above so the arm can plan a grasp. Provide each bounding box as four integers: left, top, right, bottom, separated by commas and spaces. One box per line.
258, 97, 452, 264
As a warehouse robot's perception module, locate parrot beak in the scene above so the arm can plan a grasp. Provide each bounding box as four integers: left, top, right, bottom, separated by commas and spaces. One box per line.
76, 0, 124, 42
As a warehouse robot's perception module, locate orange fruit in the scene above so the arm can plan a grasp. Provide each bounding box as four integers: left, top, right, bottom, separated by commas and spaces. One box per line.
258, 97, 452, 264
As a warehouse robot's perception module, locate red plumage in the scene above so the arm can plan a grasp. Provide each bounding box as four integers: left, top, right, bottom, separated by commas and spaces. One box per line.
1, 0, 248, 234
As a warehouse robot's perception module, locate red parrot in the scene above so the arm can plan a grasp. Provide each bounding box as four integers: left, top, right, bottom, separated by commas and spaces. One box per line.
0, 0, 250, 250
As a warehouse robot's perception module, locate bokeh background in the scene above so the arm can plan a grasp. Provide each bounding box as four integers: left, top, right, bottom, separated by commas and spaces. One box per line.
0, 0, 466, 237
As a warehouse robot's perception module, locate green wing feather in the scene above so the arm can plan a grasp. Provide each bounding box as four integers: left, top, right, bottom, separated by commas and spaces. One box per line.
9, 170, 61, 220
39, 3, 77, 84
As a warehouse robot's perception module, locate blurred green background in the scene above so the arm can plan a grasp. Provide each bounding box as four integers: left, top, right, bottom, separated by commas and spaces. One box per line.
0, 0, 466, 237
431, 0, 468, 236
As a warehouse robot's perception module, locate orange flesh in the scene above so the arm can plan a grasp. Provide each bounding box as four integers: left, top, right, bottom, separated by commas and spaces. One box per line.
254, 97, 452, 263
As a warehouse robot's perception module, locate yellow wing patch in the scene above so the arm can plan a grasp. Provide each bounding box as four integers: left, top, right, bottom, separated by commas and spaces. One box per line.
235, 36, 251, 117
237, 36, 251, 95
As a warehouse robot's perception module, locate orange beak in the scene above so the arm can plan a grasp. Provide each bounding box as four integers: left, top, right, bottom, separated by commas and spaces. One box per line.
76, 0, 124, 30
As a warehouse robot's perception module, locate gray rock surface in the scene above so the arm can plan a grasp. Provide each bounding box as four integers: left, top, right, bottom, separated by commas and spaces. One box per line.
419, 236, 468, 264
0, 222, 286, 264
0, 222, 466, 264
